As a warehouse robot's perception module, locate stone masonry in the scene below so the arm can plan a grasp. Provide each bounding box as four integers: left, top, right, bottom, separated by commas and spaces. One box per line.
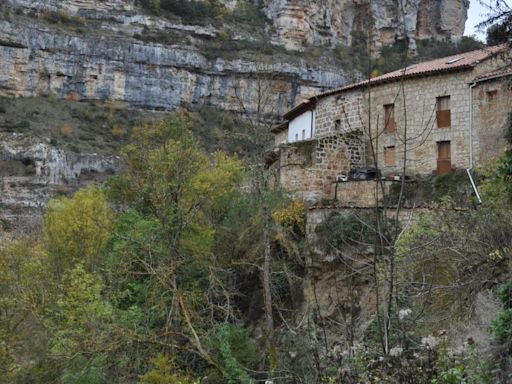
275, 47, 512, 206
279, 130, 365, 202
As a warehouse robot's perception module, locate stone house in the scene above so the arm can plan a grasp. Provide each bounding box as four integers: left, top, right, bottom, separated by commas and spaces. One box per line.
271, 45, 512, 204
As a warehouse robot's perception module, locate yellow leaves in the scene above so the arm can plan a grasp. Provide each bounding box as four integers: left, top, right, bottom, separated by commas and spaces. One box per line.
139, 355, 200, 384
487, 247, 510, 264
44, 185, 114, 276
0, 239, 53, 310
272, 200, 306, 236
57, 263, 110, 325
50, 263, 113, 358
188, 151, 244, 213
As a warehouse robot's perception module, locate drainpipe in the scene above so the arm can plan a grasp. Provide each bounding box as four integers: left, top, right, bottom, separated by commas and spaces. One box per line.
468, 81, 476, 170
467, 81, 482, 204
310, 110, 314, 138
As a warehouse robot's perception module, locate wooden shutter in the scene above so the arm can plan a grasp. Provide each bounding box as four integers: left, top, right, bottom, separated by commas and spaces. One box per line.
436, 96, 451, 128
384, 146, 396, 166
437, 141, 451, 175
384, 104, 396, 133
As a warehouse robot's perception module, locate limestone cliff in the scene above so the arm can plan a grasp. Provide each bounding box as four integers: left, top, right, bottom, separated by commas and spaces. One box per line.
0, 0, 469, 109
264, 0, 468, 50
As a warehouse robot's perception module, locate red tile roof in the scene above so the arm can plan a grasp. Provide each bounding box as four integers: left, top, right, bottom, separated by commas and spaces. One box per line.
473, 68, 512, 82
315, 44, 507, 99
283, 98, 316, 120
272, 45, 508, 135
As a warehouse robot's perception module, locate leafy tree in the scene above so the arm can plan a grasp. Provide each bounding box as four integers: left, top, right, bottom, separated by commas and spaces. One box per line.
479, 0, 512, 45
44, 185, 114, 278
106, 116, 244, 373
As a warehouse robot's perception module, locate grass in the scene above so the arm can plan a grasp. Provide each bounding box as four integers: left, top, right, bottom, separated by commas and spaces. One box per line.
0, 96, 170, 154
0, 96, 268, 160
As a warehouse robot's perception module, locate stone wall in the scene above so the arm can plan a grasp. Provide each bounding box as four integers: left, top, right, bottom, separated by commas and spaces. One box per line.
364, 70, 472, 175
315, 91, 365, 138
312, 62, 511, 177
279, 55, 512, 208
278, 130, 365, 201
306, 50, 512, 180
306, 205, 424, 236
473, 77, 512, 165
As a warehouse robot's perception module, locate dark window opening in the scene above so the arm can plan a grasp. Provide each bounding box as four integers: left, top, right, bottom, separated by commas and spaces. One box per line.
487, 90, 498, 103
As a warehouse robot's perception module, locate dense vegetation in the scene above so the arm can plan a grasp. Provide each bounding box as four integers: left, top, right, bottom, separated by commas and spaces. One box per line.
136, 0, 267, 27
0, 115, 305, 383
2, 110, 512, 382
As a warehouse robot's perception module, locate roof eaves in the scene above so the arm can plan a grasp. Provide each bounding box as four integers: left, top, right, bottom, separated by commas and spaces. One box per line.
270, 121, 289, 134
314, 64, 475, 100
283, 99, 317, 120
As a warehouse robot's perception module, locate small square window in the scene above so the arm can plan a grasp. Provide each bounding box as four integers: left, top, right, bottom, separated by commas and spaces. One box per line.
334, 119, 341, 130
487, 90, 498, 103
384, 146, 396, 167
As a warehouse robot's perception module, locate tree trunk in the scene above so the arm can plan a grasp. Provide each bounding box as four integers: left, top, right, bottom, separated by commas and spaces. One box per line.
262, 199, 274, 351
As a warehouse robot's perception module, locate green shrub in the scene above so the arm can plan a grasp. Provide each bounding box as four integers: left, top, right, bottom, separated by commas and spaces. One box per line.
315, 210, 379, 248
139, 355, 199, 384
491, 308, 512, 344
491, 282, 512, 345
41, 10, 85, 25
229, 0, 268, 27
138, 0, 226, 23
212, 324, 262, 384
61, 356, 107, 384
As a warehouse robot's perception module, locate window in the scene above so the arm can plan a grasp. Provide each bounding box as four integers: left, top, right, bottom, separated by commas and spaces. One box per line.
436, 96, 451, 128
437, 141, 451, 175
487, 90, 498, 103
295, 133, 298, 142
302, 129, 305, 140
334, 119, 341, 131
384, 104, 396, 133
384, 146, 396, 166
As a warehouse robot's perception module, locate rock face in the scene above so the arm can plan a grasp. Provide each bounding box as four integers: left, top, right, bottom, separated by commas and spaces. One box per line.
266, 0, 469, 50
0, 138, 118, 233
0, 24, 341, 117
0, 1, 347, 116
0, 0, 469, 109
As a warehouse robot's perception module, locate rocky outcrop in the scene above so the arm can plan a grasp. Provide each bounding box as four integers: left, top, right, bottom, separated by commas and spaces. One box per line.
0, 21, 344, 117
266, 0, 469, 51
0, 138, 118, 233
0, 0, 469, 111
